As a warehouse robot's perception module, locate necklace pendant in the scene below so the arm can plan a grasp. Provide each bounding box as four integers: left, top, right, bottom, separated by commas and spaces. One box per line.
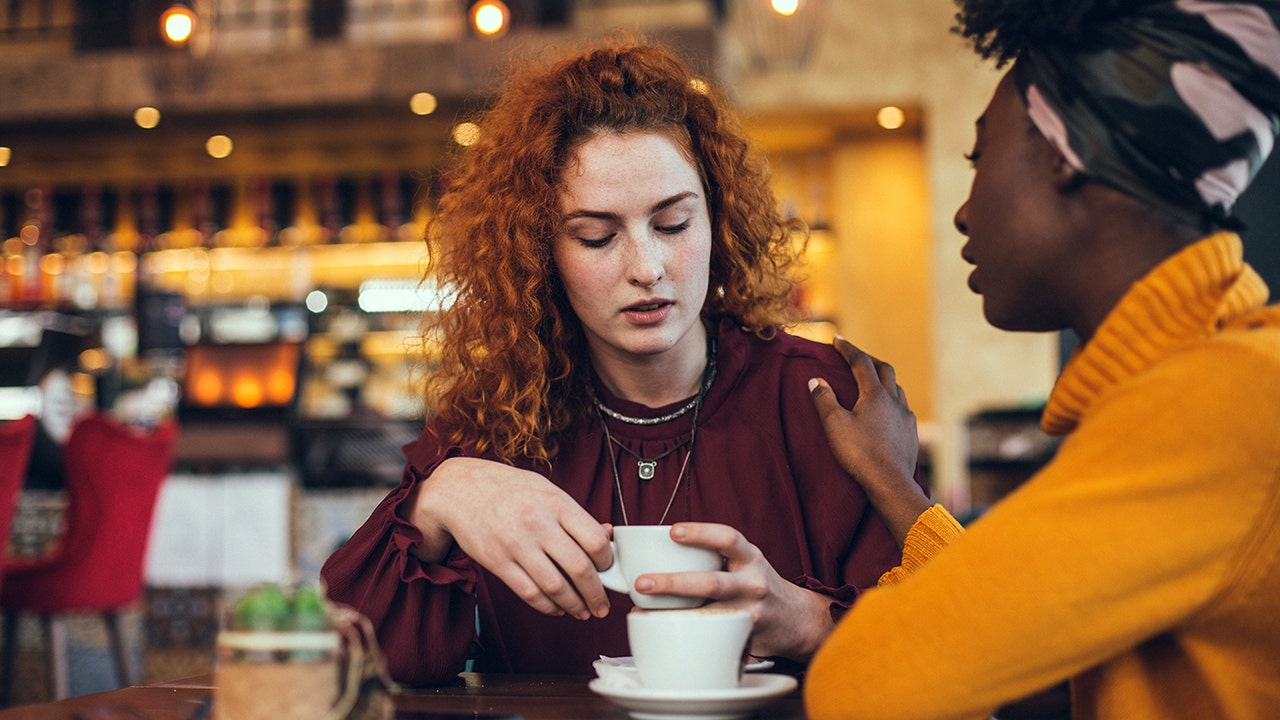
637, 460, 656, 481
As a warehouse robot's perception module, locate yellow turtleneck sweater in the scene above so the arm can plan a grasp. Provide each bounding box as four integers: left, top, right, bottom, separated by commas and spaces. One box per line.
806, 233, 1280, 720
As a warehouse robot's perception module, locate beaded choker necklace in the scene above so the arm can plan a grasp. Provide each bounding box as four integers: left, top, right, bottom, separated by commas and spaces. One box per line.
589, 349, 718, 426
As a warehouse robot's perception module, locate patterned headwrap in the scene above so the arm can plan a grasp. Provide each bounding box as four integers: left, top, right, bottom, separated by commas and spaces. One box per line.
1014, 0, 1280, 231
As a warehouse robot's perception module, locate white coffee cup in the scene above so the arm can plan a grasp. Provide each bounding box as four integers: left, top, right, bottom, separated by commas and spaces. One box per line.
627, 608, 752, 691
597, 525, 721, 609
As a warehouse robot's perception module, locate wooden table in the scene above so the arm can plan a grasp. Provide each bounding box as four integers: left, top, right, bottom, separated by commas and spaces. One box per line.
0, 672, 807, 719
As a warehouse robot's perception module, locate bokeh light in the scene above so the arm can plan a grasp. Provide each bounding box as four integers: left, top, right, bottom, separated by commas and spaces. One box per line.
206, 134, 233, 158
410, 92, 438, 116
160, 4, 197, 47
876, 106, 906, 130
470, 1, 510, 37
771, 0, 800, 16
134, 107, 161, 129
452, 122, 482, 147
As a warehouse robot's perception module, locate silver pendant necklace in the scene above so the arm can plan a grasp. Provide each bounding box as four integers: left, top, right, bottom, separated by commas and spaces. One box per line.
607, 434, 691, 480
599, 418, 697, 525
593, 336, 716, 525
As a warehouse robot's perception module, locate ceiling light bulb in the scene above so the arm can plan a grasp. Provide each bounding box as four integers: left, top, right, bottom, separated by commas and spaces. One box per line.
471, 1, 510, 37
160, 4, 197, 47
771, 0, 800, 16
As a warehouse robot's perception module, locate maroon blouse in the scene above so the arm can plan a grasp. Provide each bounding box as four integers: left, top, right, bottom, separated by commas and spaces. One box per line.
321, 317, 905, 686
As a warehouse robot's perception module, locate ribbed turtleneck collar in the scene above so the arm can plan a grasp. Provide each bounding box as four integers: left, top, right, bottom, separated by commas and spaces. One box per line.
1041, 232, 1271, 435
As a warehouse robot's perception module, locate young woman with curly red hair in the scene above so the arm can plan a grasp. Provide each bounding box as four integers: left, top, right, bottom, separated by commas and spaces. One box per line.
321, 39, 911, 686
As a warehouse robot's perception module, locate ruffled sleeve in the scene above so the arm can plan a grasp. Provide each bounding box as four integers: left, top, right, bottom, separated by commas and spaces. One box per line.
320, 435, 482, 687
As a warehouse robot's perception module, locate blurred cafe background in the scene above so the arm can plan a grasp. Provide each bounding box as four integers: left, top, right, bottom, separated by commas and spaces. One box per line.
1, 0, 1278, 704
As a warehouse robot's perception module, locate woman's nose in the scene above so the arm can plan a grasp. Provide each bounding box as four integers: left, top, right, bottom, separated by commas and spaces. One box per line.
953, 201, 970, 236
626, 236, 664, 287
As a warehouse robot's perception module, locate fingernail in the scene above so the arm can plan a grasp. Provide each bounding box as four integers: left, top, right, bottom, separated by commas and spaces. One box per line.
596, 604, 610, 617
808, 378, 819, 392
670, 525, 687, 539
634, 578, 655, 592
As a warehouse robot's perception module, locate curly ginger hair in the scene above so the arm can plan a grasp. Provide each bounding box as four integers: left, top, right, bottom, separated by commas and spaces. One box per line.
422, 39, 804, 467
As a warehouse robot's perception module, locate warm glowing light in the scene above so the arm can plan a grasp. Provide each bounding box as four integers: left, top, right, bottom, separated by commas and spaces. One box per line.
266, 370, 295, 405
160, 4, 197, 47
70, 372, 96, 396
212, 272, 235, 294
452, 122, 482, 146
206, 134, 233, 158
191, 372, 223, 405
20, 224, 39, 246
688, 78, 710, 95
877, 106, 906, 130
410, 92, 438, 116
771, 0, 800, 16
111, 251, 138, 275
85, 252, 109, 274
232, 377, 264, 408
78, 348, 111, 373
471, 1, 509, 36
39, 253, 66, 275
134, 107, 161, 129
0, 146, 10, 167
185, 250, 211, 282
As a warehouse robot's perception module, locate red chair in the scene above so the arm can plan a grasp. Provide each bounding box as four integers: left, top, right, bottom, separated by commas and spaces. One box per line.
0, 415, 38, 595
0, 412, 177, 703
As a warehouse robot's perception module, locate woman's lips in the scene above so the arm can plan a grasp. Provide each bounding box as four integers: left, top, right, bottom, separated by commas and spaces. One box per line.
961, 250, 980, 294
622, 301, 673, 325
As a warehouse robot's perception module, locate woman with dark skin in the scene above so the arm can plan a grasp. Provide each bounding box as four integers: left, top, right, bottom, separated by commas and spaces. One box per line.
805, 1, 1280, 718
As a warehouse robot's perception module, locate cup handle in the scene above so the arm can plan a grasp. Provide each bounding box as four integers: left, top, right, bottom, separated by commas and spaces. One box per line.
597, 541, 629, 593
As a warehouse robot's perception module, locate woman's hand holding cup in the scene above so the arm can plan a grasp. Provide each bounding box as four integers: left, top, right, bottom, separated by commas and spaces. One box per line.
596, 524, 722, 609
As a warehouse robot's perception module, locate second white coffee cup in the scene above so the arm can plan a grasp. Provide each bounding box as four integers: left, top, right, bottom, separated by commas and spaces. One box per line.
597, 525, 721, 609
627, 608, 752, 691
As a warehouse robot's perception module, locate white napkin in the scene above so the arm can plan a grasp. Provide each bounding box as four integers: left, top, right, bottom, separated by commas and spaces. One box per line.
593, 656, 643, 688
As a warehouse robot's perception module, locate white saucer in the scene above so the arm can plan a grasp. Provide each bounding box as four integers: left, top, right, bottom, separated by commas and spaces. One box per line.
597, 655, 775, 673
589, 673, 798, 720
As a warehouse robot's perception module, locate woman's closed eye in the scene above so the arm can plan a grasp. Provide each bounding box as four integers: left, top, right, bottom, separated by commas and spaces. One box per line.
577, 233, 615, 248
563, 219, 617, 248
655, 220, 691, 235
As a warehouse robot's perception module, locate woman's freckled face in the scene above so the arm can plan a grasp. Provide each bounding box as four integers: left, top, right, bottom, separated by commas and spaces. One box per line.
553, 130, 713, 363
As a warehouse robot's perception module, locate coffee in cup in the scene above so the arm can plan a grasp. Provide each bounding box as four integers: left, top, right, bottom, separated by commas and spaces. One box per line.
597, 525, 721, 609
627, 608, 752, 691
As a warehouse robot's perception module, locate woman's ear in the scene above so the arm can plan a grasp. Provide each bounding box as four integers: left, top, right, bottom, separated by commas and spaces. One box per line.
1052, 149, 1089, 193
